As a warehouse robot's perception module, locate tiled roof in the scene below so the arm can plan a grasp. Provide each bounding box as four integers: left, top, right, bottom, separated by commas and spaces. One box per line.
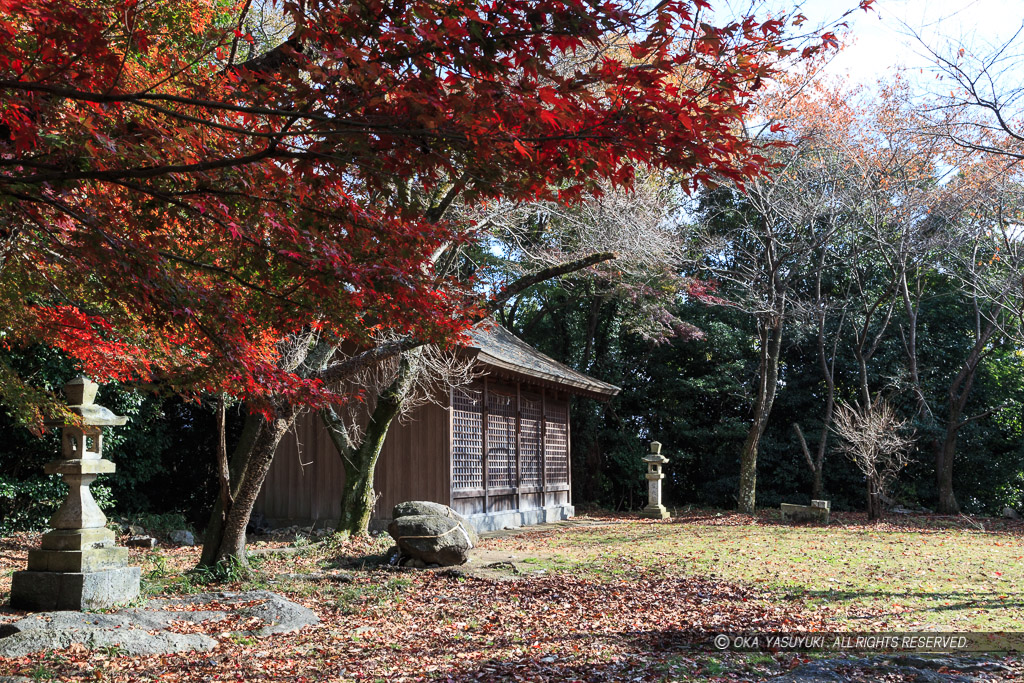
464, 322, 620, 398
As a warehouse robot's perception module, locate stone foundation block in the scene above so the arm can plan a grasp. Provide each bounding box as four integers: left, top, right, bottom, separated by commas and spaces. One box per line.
640, 504, 670, 519
780, 501, 831, 524
10, 567, 140, 611
27, 546, 128, 573
40, 528, 115, 551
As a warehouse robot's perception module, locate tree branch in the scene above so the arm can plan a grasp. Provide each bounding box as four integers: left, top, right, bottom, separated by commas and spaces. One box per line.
483, 252, 617, 314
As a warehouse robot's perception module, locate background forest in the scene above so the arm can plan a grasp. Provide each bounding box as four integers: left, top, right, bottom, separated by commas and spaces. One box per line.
2, 0, 1023, 540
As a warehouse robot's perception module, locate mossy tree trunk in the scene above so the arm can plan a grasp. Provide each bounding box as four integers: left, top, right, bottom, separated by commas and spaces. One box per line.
198, 338, 334, 569
738, 315, 783, 515
323, 350, 420, 536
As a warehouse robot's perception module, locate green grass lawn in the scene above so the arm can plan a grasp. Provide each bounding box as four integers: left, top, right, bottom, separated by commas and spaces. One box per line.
488, 511, 1024, 630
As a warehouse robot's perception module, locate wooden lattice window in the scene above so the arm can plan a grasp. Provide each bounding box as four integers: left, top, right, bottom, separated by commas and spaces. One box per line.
487, 390, 517, 488
519, 395, 542, 486
452, 387, 483, 490
545, 401, 569, 485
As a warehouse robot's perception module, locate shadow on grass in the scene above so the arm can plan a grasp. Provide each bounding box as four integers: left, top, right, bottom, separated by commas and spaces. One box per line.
660, 510, 1024, 535
798, 587, 1024, 612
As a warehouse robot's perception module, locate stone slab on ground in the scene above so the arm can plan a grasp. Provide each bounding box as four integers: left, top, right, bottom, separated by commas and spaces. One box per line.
274, 571, 353, 584
0, 590, 317, 657
148, 590, 319, 636
768, 655, 1011, 682
478, 517, 622, 540
0, 627, 217, 657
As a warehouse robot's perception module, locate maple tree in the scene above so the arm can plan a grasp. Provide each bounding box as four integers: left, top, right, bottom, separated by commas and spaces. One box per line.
0, 0, 868, 564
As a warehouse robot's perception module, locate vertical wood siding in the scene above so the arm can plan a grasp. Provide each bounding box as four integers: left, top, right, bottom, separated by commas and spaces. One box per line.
255, 401, 451, 526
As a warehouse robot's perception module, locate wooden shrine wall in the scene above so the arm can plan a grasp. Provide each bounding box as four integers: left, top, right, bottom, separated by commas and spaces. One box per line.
255, 401, 450, 527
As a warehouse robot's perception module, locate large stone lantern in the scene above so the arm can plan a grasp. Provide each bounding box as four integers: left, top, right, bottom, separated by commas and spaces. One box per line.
10, 377, 140, 611
640, 441, 670, 519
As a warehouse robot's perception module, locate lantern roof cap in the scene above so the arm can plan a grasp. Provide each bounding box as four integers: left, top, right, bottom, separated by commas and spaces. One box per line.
47, 377, 128, 426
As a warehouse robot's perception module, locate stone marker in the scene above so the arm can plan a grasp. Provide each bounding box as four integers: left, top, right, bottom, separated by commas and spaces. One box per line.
780, 499, 831, 524
393, 500, 479, 545
640, 441, 670, 519
9, 377, 140, 611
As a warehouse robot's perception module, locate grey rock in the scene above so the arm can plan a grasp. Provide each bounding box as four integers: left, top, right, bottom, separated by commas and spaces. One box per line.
393, 501, 479, 545
1002, 506, 1020, 520
388, 514, 473, 566
168, 530, 195, 546
0, 627, 216, 657
767, 660, 850, 682
276, 572, 353, 584
892, 656, 1012, 675
126, 535, 157, 549
5, 609, 230, 635
239, 591, 319, 636
780, 502, 830, 524
127, 524, 146, 536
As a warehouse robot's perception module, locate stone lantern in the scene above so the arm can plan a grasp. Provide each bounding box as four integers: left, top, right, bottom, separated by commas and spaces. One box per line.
10, 377, 140, 611
640, 441, 670, 519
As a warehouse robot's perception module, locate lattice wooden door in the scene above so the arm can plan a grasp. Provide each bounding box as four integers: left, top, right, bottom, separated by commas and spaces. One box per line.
519, 394, 542, 487
486, 390, 517, 488
544, 402, 569, 485
451, 387, 483, 491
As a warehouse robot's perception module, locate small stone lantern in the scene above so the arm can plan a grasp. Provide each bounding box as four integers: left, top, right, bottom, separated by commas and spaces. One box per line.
10, 377, 140, 611
640, 441, 670, 519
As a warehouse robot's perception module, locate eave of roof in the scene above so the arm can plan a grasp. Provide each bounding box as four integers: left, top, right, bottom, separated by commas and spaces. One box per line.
464, 322, 620, 399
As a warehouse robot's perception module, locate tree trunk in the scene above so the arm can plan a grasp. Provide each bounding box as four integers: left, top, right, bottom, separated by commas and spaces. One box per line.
738, 316, 784, 514
324, 399, 401, 535
934, 317, 995, 514
793, 423, 823, 501
935, 433, 960, 515
737, 425, 761, 515
324, 351, 420, 536
866, 475, 883, 521
199, 403, 298, 567
198, 337, 335, 569
812, 467, 823, 502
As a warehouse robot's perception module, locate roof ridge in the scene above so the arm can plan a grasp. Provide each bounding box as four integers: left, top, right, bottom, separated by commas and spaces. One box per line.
466, 321, 620, 398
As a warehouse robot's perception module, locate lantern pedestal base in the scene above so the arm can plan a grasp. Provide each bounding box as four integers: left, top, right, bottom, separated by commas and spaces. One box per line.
27, 546, 129, 573
10, 567, 140, 611
640, 504, 670, 519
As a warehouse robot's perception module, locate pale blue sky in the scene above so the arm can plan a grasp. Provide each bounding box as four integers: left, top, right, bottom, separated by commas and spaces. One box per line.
801, 0, 1022, 90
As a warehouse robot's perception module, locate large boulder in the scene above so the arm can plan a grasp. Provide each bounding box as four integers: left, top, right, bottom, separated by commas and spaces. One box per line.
387, 514, 474, 566
392, 501, 479, 546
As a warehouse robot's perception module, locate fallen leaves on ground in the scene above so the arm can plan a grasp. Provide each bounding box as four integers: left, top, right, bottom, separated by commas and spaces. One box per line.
0, 513, 1022, 681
